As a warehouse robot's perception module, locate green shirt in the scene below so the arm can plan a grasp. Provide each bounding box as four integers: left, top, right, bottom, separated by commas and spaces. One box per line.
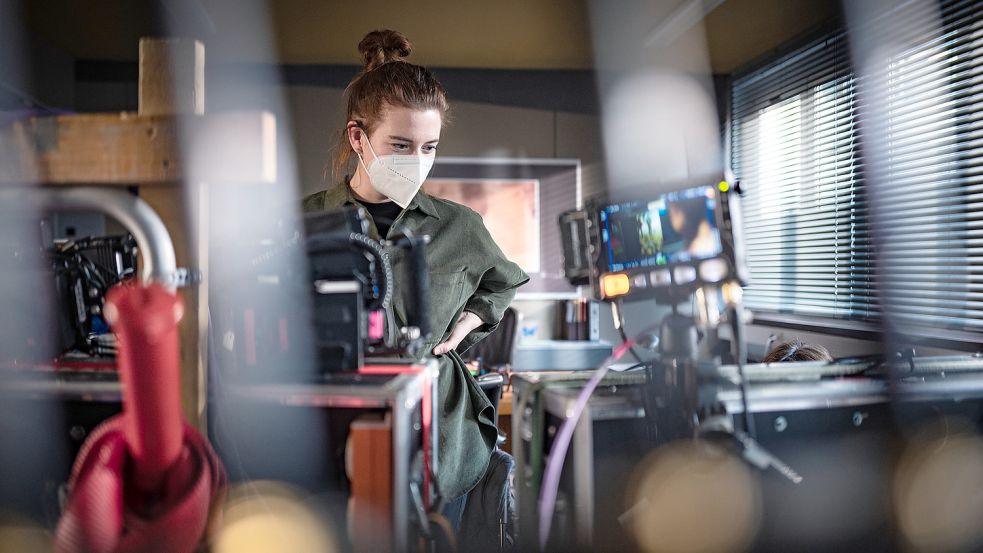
303, 181, 529, 499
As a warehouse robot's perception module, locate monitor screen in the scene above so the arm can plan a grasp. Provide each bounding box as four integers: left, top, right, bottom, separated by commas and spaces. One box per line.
599, 185, 722, 272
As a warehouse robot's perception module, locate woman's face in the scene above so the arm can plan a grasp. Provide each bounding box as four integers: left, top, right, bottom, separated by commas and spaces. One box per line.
350, 104, 442, 162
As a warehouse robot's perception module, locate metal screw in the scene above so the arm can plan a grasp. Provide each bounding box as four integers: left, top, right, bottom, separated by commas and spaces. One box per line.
774, 416, 788, 432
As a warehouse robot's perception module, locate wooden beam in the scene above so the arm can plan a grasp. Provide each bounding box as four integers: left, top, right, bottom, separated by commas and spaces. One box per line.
139, 38, 205, 116
0, 37, 280, 431
136, 38, 206, 431
0, 111, 276, 186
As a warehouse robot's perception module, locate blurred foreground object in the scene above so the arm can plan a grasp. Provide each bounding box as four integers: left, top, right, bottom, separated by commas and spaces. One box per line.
0, 516, 53, 553
627, 440, 761, 553
213, 481, 337, 553
54, 284, 226, 553
895, 426, 983, 553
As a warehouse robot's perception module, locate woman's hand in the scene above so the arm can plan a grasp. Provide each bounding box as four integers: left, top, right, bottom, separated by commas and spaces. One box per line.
432, 311, 484, 356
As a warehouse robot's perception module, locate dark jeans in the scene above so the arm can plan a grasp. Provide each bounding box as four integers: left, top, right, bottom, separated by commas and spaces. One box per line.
441, 489, 470, 531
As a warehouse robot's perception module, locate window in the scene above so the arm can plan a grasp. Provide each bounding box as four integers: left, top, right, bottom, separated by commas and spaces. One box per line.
730, 0, 983, 336
732, 31, 870, 320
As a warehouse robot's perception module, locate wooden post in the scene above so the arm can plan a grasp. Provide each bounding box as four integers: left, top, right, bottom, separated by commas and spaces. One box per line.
0, 112, 276, 185
137, 38, 208, 428
0, 38, 275, 431
138, 39, 205, 117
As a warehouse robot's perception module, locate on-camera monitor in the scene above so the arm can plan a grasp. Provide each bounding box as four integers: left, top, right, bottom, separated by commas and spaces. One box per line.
600, 185, 722, 272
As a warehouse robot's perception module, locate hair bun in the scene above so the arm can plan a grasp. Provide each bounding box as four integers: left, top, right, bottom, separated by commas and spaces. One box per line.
358, 30, 412, 71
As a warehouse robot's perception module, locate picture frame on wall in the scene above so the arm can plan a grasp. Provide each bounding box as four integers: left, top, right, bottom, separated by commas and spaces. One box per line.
428, 157, 582, 298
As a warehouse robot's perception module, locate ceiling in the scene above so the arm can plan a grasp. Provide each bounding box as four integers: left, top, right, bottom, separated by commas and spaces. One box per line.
21, 0, 839, 73
704, 0, 839, 73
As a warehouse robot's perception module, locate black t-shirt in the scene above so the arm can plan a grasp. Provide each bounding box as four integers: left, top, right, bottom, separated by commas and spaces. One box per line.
362, 200, 402, 238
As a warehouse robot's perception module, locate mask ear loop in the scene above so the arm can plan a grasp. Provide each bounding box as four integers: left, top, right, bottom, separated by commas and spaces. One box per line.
349, 123, 370, 189
353, 128, 399, 190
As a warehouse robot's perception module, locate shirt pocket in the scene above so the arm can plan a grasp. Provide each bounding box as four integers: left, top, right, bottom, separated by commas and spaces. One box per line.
428, 269, 467, 341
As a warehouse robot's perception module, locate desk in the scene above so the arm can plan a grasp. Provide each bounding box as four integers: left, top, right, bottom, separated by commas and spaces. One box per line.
513, 340, 613, 372
4, 361, 439, 552
510, 370, 648, 551
229, 360, 438, 553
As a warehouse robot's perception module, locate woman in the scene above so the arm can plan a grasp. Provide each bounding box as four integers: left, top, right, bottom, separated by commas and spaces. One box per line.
302, 29, 529, 518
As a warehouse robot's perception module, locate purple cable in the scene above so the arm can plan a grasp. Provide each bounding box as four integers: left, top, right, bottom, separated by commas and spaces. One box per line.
537, 337, 637, 549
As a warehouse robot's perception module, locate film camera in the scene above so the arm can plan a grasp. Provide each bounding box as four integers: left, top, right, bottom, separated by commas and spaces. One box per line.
305, 206, 431, 372
50, 235, 138, 356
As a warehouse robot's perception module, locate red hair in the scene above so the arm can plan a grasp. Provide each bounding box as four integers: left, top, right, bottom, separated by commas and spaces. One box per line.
330, 30, 449, 178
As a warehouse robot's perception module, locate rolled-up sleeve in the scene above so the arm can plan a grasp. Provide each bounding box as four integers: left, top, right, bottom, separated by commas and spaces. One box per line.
465, 262, 527, 324
458, 223, 529, 353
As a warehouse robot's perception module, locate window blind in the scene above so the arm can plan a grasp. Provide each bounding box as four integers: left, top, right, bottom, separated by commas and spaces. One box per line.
730, 0, 983, 333
731, 29, 872, 320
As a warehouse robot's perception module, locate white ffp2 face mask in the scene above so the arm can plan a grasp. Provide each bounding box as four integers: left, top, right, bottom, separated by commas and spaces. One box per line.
356, 134, 435, 209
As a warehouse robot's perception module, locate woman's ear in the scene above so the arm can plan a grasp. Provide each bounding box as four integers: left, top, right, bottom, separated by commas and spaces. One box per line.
347, 122, 363, 155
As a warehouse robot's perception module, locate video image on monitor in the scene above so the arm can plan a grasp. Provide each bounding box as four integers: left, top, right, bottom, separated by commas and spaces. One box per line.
600, 186, 722, 272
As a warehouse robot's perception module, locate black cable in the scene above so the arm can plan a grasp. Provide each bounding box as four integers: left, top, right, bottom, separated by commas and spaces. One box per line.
83, 253, 119, 283
306, 232, 393, 311
612, 299, 656, 451
616, 324, 645, 364
614, 299, 645, 364
730, 305, 756, 439
640, 360, 658, 446
78, 256, 110, 291
345, 232, 393, 310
